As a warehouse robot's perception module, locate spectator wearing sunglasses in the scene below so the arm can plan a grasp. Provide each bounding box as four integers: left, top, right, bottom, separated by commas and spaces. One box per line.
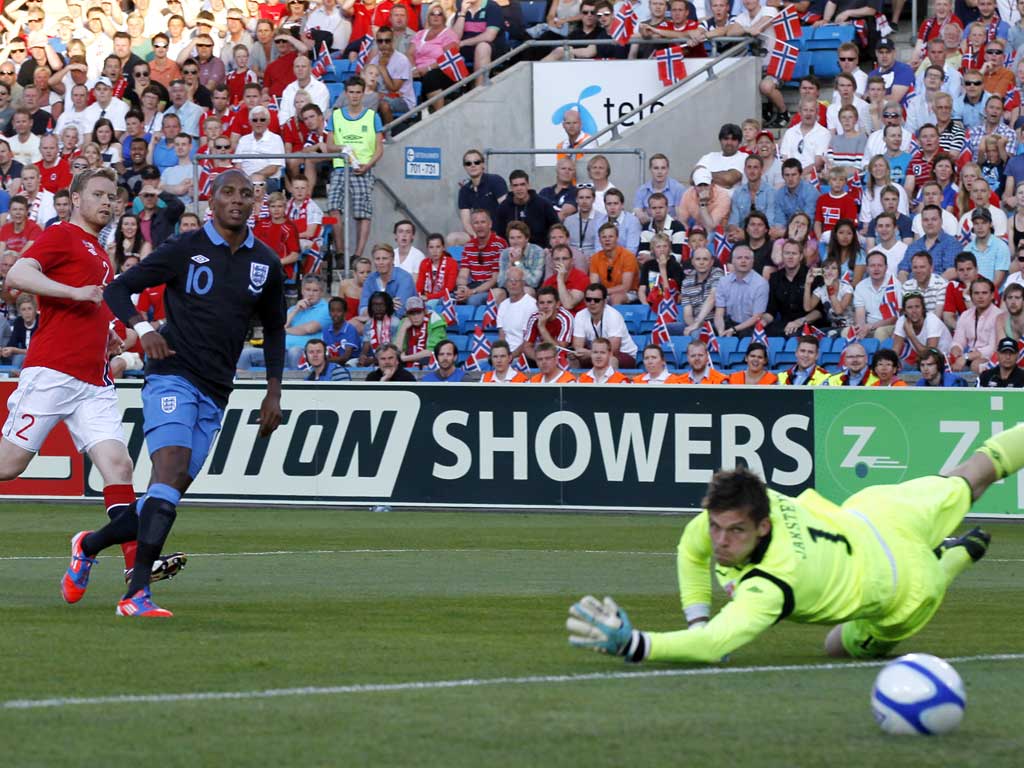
449, 149, 507, 246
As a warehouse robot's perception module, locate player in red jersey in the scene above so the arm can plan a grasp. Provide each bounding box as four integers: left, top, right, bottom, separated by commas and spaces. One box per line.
0, 168, 185, 601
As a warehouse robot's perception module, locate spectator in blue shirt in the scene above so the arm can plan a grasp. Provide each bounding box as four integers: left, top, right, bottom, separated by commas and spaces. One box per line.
916, 347, 966, 387
303, 339, 351, 381
729, 154, 780, 239
632, 153, 686, 225
322, 297, 361, 366
714, 245, 770, 338
602, 188, 642, 254
421, 339, 468, 382
954, 73, 990, 130
771, 158, 818, 237
965, 206, 1011, 287
359, 243, 417, 319
869, 38, 916, 105
898, 205, 963, 280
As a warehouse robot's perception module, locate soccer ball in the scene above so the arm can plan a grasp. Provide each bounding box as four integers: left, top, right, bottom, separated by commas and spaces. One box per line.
871, 654, 966, 735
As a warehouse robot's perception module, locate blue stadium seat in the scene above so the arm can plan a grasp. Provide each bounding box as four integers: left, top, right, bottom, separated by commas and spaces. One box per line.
785, 25, 855, 86
448, 335, 470, 352
861, 338, 880, 357
447, 245, 464, 262
880, 337, 894, 350
455, 304, 476, 333
731, 336, 751, 367
521, 0, 548, 26
713, 336, 738, 367
617, 304, 649, 334
326, 81, 346, 108
766, 336, 786, 367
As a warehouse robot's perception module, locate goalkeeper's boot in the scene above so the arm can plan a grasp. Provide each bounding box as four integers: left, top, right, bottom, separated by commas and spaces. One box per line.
124, 552, 188, 585
935, 527, 991, 562
60, 531, 97, 604
116, 587, 173, 617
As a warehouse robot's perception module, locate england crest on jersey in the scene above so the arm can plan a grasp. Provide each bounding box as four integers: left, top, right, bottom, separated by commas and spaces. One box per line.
250, 262, 269, 288
161, 396, 177, 413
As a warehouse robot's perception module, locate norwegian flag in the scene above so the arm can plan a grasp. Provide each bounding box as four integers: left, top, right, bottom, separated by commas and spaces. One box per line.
610, 1, 638, 46
802, 322, 826, 340
800, 12, 822, 24
699, 321, 720, 355
851, 19, 867, 47
962, 45, 980, 71
712, 230, 733, 266
302, 230, 325, 276
958, 216, 973, 246
875, 12, 893, 37
837, 324, 858, 367
462, 326, 492, 371
437, 45, 470, 82
310, 41, 335, 79
806, 166, 826, 193
512, 353, 531, 373
557, 347, 572, 371
847, 170, 863, 203
481, 290, 499, 327
752, 318, 768, 347
112, 76, 129, 99
354, 35, 373, 73
1018, 338, 1024, 368
840, 268, 854, 290
296, 352, 311, 370
197, 165, 216, 201
657, 295, 678, 324
653, 45, 687, 86
898, 339, 917, 367
1006, 87, 1022, 113
424, 353, 439, 372
651, 316, 672, 347
772, 5, 801, 42
878, 276, 901, 320
651, 296, 677, 347
957, 144, 974, 170
440, 289, 458, 326
767, 39, 800, 82
265, 95, 280, 116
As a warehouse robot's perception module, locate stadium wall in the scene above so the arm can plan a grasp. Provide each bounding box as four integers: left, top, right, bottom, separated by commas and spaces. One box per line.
1, 382, 1020, 516
367, 57, 760, 248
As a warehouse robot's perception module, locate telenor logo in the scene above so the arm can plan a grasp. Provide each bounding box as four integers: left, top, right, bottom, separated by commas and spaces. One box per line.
552, 85, 601, 135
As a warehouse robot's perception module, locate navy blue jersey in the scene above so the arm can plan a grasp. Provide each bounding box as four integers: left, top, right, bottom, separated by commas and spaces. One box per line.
104, 221, 286, 407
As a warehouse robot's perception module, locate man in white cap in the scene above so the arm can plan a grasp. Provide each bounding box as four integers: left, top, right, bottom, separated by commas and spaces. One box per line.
677, 166, 730, 231
82, 76, 128, 134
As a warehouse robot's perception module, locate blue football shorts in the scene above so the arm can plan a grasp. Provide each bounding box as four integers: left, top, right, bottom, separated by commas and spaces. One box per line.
142, 374, 224, 479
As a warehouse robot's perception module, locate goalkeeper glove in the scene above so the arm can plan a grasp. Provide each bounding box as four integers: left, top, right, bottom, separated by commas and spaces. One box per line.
566, 595, 650, 663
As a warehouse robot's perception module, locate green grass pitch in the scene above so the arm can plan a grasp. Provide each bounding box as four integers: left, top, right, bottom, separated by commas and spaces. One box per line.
1, 503, 1022, 767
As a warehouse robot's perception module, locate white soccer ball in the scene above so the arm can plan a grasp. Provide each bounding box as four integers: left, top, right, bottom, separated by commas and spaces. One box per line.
871, 653, 966, 735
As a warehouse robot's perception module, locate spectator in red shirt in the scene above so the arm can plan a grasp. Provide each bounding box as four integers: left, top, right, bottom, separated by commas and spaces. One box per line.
254, 191, 302, 280
542, 243, 589, 312
522, 285, 574, 363
263, 31, 308, 98
259, 0, 289, 25
418, 232, 460, 303
942, 252, 980, 331
35, 134, 71, 194
226, 44, 260, 105
456, 208, 507, 306
228, 83, 281, 149
815, 167, 860, 239
0, 196, 42, 253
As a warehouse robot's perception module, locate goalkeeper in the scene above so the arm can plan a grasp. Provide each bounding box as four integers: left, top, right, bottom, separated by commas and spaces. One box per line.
567, 423, 1024, 663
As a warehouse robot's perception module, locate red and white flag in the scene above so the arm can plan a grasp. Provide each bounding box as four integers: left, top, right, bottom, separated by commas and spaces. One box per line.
767, 39, 800, 82
772, 5, 802, 42
610, 1, 638, 46
436, 45, 469, 82
653, 45, 687, 86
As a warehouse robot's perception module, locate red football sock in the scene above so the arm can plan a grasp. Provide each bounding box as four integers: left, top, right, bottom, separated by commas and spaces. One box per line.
104, 484, 137, 571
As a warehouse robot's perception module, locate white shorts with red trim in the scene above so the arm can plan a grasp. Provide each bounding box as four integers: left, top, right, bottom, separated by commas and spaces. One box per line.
2, 367, 126, 453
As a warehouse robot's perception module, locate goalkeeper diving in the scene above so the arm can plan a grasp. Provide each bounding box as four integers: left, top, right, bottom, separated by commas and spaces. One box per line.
567, 423, 1024, 663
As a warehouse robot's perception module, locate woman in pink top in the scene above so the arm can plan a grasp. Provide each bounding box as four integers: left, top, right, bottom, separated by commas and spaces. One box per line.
409, 3, 462, 110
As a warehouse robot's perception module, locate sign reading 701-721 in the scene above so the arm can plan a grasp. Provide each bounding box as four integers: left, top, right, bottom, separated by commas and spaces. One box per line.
404, 147, 441, 179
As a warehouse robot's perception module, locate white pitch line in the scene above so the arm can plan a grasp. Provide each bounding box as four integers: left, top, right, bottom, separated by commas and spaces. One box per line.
0, 548, 679, 561
2, 549, 1023, 562
4, 653, 1023, 711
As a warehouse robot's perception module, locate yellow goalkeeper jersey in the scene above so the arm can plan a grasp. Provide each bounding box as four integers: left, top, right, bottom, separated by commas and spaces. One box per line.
646, 489, 899, 663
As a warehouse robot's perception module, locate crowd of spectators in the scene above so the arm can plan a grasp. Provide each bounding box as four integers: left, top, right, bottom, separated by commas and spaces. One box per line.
0, 1, 1022, 387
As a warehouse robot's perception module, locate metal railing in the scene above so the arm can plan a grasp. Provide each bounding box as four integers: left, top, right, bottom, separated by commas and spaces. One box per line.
577, 39, 749, 148
192, 151, 353, 272
484, 147, 648, 187
381, 36, 752, 138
